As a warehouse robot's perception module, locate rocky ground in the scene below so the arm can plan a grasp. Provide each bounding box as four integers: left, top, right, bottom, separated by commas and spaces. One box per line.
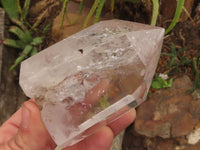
123, 76, 200, 150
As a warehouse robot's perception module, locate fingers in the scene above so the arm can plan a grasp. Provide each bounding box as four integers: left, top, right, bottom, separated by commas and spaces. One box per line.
0, 100, 56, 150
64, 109, 136, 150
64, 126, 113, 150
0, 99, 36, 144
0, 78, 135, 150
107, 108, 136, 136
0, 108, 22, 144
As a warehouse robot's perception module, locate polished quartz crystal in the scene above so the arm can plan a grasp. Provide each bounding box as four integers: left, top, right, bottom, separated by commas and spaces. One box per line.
19, 20, 165, 148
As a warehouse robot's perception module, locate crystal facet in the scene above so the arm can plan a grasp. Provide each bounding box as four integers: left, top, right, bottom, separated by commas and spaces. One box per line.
19, 20, 165, 148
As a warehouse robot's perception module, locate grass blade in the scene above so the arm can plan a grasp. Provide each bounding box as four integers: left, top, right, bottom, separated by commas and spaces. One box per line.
79, 0, 85, 16
110, 0, 115, 12
16, 0, 22, 20
83, 0, 100, 28
94, 0, 107, 23
165, 0, 185, 34
56, 0, 70, 34
23, 0, 31, 20
151, 0, 159, 26
42, 24, 51, 34
182, 6, 195, 26
71, 0, 85, 24
9, 45, 33, 71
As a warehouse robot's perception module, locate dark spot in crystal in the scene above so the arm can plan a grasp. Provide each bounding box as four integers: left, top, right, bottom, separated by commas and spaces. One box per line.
78, 49, 83, 54
113, 53, 117, 56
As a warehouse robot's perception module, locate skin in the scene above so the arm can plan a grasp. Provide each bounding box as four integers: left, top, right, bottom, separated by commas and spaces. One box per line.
0, 80, 136, 150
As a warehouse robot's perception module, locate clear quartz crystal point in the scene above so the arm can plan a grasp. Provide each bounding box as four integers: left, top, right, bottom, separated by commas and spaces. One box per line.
19, 20, 165, 148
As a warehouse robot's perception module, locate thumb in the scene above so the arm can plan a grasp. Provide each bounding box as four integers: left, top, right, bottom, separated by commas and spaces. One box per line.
2, 101, 56, 150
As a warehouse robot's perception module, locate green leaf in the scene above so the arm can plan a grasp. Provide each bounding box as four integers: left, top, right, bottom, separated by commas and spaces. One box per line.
24, 30, 33, 43
168, 78, 173, 87
11, 19, 27, 31
94, 0, 106, 23
3, 38, 26, 49
83, 0, 100, 28
151, 77, 173, 89
31, 37, 43, 46
9, 45, 33, 71
1, 0, 19, 20
9, 26, 33, 43
165, 0, 185, 34
30, 46, 38, 56
1, 0, 26, 30
151, 0, 159, 26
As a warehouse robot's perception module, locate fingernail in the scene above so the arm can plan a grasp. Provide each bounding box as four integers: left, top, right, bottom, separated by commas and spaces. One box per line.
21, 105, 30, 129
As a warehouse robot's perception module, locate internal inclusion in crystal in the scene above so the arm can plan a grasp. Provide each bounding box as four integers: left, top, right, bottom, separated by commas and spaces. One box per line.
41, 70, 146, 147
40, 57, 146, 145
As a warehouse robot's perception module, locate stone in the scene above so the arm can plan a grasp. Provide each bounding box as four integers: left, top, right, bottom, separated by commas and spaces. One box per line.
192, 90, 200, 100
188, 127, 200, 145
110, 131, 125, 150
134, 75, 198, 139
19, 20, 164, 148
144, 138, 176, 150
124, 75, 200, 150
123, 129, 177, 150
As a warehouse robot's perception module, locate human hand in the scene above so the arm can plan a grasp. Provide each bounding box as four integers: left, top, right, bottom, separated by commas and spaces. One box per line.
0, 80, 136, 150
0, 100, 135, 150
